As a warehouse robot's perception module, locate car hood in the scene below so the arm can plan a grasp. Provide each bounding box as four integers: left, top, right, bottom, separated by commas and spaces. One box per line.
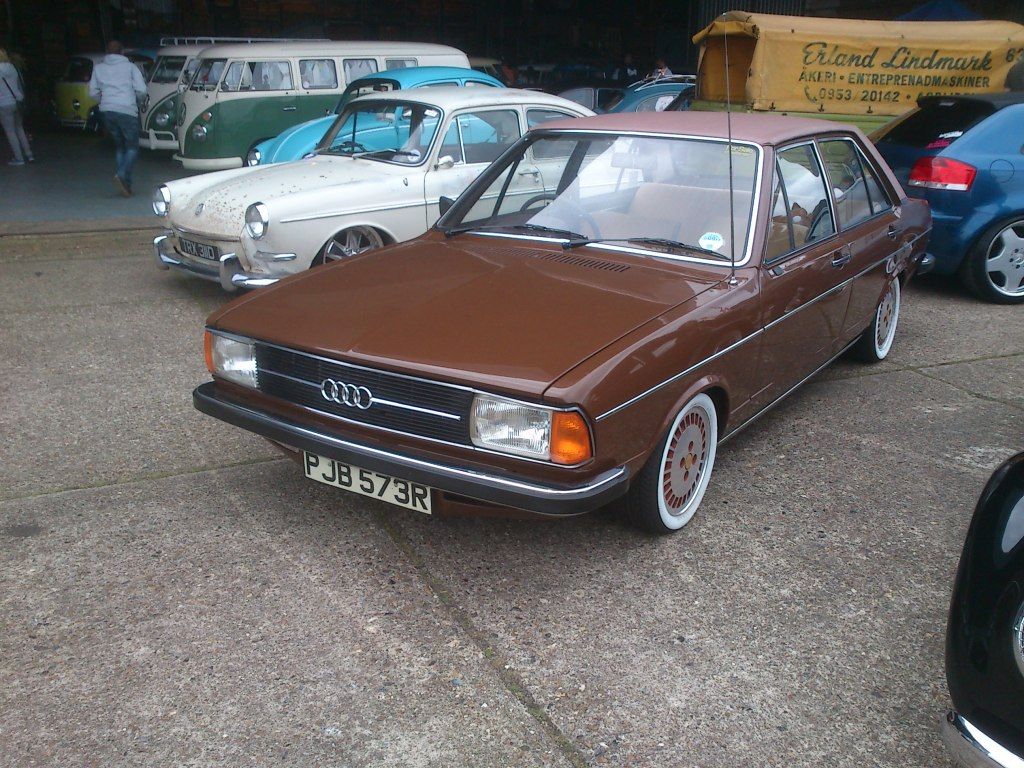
212, 235, 724, 399
261, 115, 333, 164
169, 156, 394, 239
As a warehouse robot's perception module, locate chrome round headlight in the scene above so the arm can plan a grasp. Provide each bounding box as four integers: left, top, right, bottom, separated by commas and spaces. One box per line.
154, 112, 170, 127
72, 98, 81, 110
152, 185, 171, 217
245, 147, 261, 167
245, 202, 269, 240
191, 124, 207, 142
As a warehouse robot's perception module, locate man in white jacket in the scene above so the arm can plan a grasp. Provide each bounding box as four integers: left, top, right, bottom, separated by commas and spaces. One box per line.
88, 41, 147, 196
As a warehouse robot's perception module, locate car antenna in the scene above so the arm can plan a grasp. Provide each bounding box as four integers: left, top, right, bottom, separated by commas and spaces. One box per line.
723, 15, 738, 286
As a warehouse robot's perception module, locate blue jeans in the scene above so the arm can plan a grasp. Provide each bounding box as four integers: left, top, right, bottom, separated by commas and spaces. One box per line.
102, 111, 140, 188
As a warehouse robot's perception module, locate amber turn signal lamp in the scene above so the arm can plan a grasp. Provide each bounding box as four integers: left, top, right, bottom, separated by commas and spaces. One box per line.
203, 330, 215, 374
550, 411, 593, 465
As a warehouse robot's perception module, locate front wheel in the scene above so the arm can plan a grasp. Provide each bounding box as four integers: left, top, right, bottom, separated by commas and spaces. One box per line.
623, 393, 718, 535
852, 276, 900, 363
313, 226, 385, 266
961, 217, 1024, 304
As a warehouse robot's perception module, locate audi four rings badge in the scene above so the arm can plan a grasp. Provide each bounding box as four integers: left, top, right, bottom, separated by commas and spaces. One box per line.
320, 379, 373, 409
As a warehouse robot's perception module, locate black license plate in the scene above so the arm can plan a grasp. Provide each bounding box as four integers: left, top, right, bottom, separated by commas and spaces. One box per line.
179, 237, 218, 261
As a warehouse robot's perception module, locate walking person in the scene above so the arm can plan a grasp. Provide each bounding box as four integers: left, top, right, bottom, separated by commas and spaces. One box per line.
0, 48, 33, 166
88, 41, 146, 196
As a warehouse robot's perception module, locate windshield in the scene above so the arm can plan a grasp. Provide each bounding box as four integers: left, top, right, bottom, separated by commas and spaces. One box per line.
334, 79, 400, 114
180, 57, 200, 85
64, 58, 93, 83
191, 58, 226, 91
150, 55, 186, 84
443, 132, 761, 264
317, 101, 443, 166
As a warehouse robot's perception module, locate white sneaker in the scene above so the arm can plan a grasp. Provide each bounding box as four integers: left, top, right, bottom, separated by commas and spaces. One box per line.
8, 159, 25, 166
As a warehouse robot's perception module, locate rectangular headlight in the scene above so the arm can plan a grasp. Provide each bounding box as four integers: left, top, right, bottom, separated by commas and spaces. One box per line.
470, 394, 592, 465
204, 330, 257, 389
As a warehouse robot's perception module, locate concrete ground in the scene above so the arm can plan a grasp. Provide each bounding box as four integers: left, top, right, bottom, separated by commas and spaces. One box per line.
0, 130, 198, 231
1, 135, 1023, 766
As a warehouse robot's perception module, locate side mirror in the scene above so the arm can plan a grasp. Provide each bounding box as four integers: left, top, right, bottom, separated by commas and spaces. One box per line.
302, 151, 316, 160
177, 83, 187, 94
438, 196, 455, 216
435, 155, 456, 171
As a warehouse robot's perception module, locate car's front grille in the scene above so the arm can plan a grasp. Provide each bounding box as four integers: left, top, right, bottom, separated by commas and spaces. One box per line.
253, 342, 473, 445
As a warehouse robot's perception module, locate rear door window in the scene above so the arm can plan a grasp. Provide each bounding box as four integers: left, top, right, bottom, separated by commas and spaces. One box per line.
876, 100, 995, 149
299, 59, 338, 89
818, 139, 874, 230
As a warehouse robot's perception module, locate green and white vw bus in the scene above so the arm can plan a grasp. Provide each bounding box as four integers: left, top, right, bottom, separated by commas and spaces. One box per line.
141, 37, 319, 151
174, 41, 469, 170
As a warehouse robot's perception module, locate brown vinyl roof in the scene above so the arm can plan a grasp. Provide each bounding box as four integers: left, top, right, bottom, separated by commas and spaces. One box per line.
534, 110, 859, 146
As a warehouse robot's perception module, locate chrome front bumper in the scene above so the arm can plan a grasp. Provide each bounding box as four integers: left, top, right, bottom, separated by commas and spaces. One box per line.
153, 234, 280, 292
193, 381, 630, 515
942, 712, 1024, 768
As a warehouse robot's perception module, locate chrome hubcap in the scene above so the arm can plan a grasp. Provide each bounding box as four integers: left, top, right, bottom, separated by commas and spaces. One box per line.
325, 226, 383, 261
986, 222, 1024, 297
662, 408, 709, 514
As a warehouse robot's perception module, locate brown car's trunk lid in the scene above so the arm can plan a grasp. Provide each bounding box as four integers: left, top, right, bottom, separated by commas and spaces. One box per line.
214, 236, 724, 398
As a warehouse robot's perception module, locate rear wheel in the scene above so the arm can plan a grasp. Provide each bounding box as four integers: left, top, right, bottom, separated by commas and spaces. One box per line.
852, 276, 900, 362
961, 217, 1024, 304
623, 393, 718, 535
313, 226, 385, 267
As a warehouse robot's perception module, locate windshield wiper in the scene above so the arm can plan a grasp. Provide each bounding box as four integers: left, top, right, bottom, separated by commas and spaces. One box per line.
443, 222, 586, 240
562, 236, 732, 260
354, 148, 420, 159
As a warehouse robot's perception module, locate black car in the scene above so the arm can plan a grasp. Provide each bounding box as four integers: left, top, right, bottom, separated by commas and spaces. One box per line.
943, 451, 1024, 767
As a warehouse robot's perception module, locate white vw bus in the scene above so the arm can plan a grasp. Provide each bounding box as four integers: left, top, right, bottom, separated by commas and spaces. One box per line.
174, 41, 469, 170
141, 37, 321, 150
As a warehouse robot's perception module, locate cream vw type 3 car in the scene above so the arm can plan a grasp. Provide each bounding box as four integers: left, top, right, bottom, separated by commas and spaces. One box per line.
153, 87, 592, 290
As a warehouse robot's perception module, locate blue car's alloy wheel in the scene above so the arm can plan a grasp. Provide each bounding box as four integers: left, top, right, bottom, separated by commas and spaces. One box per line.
964, 217, 1024, 304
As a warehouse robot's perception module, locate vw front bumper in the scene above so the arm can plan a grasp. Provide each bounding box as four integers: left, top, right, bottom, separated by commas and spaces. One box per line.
153, 234, 280, 292
942, 712, 1024, 768
193, 381, 630, 516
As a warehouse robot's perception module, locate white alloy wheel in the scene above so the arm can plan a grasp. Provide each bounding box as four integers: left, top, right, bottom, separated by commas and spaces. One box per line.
983, 220, 1024, 299
655, 393, 719, 531
322, 226, 384, 263
873, 277, 900, 360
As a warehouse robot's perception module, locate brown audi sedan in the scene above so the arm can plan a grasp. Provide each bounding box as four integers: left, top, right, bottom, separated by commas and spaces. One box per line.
195, 112, 931, 534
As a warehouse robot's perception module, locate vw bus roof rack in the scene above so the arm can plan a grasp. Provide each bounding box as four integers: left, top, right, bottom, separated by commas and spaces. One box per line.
628, 73, 697, 90
158, 36, 329, 46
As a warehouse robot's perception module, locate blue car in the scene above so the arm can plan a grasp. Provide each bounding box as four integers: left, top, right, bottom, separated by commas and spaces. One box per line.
606, 75, 695, 114
247, 66, 504, 166
875, 93, 1024, 303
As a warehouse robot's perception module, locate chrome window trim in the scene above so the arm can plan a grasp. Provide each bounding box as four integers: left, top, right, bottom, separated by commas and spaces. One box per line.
454, 129, 764, 268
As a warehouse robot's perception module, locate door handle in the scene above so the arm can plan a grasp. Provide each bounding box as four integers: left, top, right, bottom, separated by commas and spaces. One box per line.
886, 223, 897, 239
518, 169, 540, 178
282, 106, 297, 112
831, 248, 852, 268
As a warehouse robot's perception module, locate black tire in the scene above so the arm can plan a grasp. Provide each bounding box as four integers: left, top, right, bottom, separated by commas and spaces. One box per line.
851, 276, 901, 363
622, 393, 718, 535
960, 216, 1024, 304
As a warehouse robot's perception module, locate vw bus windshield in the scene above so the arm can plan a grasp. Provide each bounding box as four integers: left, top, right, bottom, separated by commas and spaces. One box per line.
151, 56, 186, 84
191, 58, 226, 91
318, 101, 442, 166
442, 132, 761, 265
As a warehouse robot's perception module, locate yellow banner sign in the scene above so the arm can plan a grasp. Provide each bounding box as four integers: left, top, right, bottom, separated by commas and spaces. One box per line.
695, 12, 1024, 116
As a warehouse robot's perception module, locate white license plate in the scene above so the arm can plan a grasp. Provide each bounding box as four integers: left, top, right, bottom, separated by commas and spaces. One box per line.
179, 237, 218, 261
303, 452, 432, 514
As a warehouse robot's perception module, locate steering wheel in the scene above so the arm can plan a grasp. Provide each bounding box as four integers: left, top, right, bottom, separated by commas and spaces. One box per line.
520, 192, 556, 212
333, 139, 368, 154
519, 195, 603, 239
